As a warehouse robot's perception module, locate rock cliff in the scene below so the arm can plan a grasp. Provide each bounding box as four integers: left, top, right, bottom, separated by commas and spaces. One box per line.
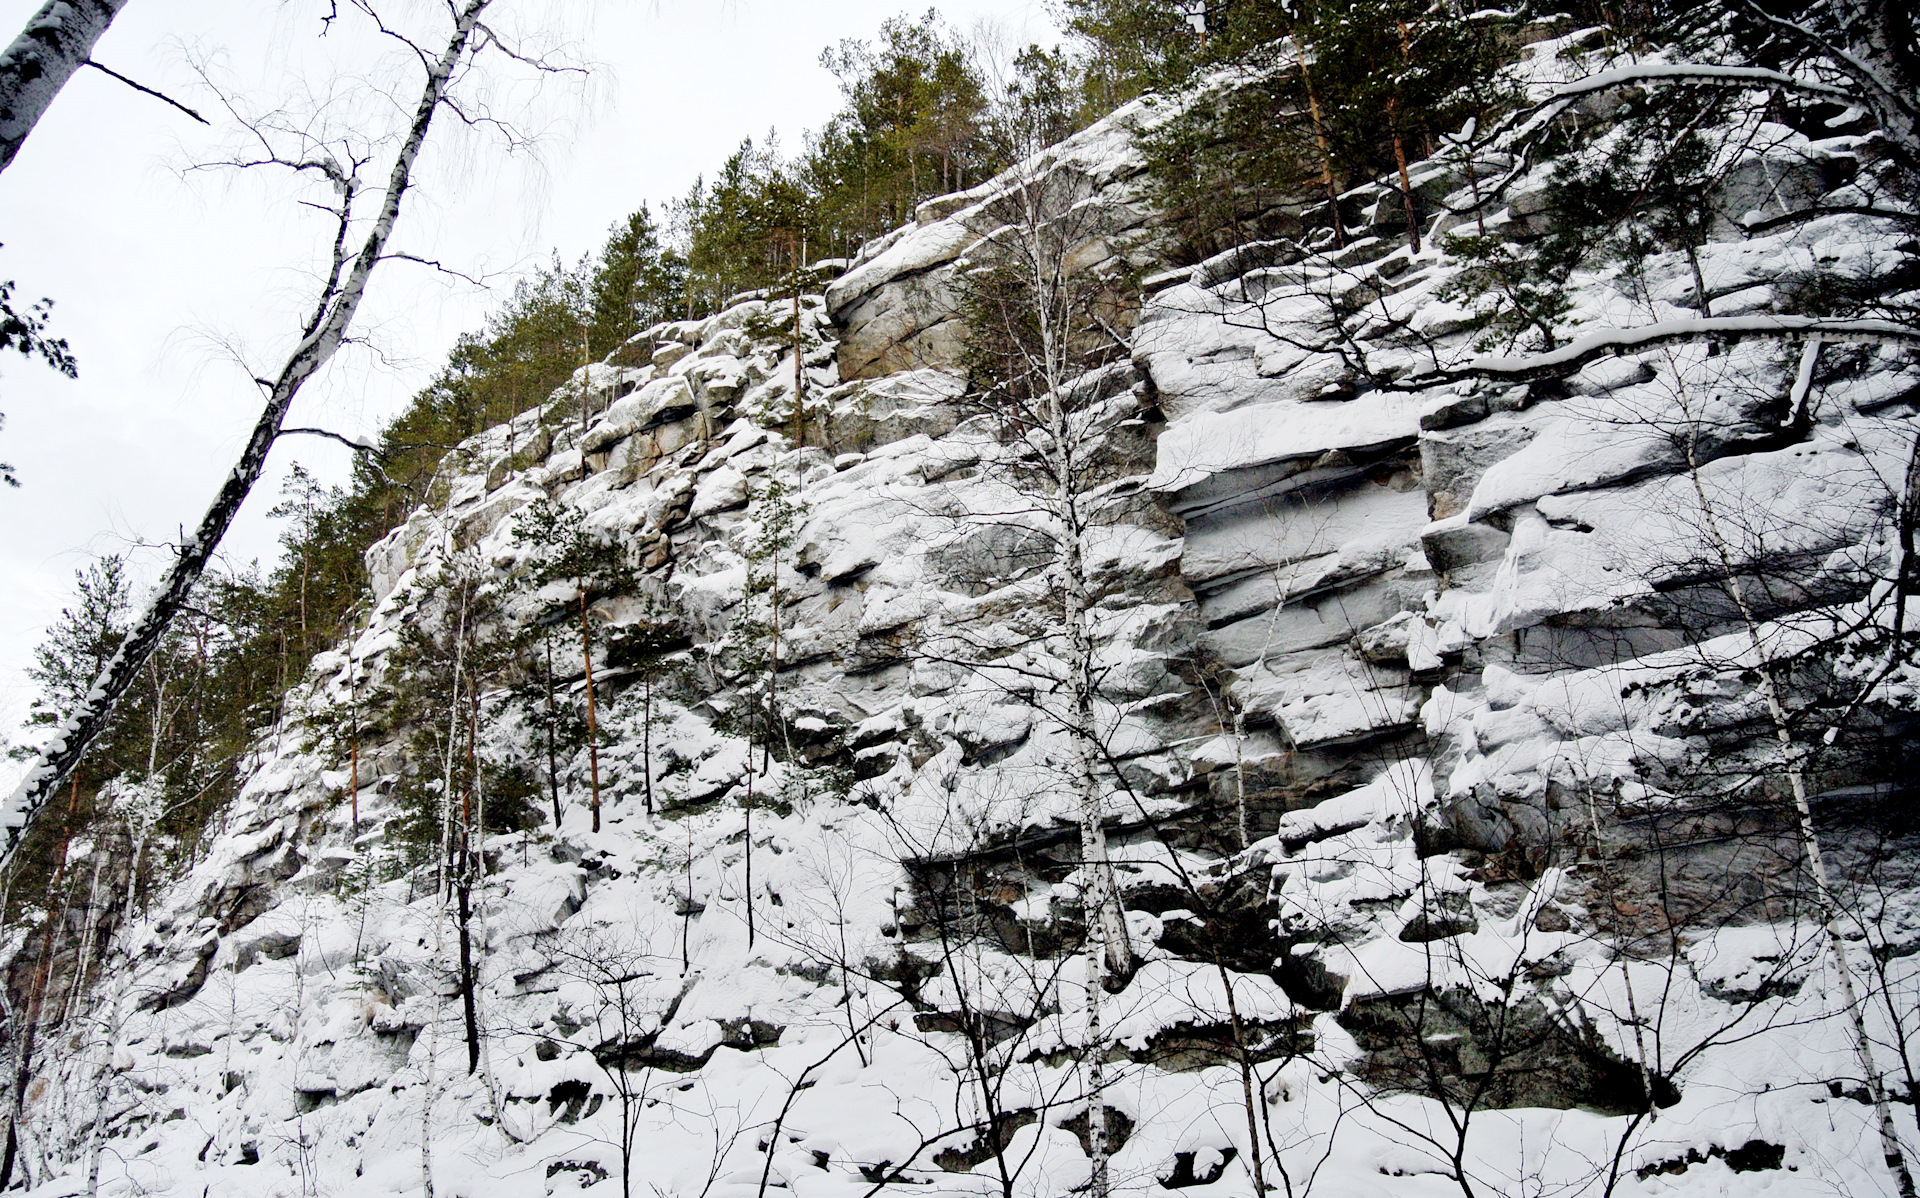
11, 25, 1918, 1198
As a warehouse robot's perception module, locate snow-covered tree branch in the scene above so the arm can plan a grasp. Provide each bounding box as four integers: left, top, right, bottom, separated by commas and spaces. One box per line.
1404, 316, 1920, 387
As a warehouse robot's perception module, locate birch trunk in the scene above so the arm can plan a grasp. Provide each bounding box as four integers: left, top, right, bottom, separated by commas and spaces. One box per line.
581, 592, 602, 832
0, 0, 496, 871
0, 0, 131, 175
1050, 372, 1129, 1198
1683, 423, 1916, 1198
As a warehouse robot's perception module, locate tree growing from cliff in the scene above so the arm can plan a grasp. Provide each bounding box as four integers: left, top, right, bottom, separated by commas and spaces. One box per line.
1055, 0, 1209, 111
378, 549, 535, 1140
588, 204, 689, 355
942, 159, 1151, 1198
510, 624, 586, 830
717, 473, 810, 949
603, 612, 689, 818
515, 497, 630, 833
818, 10, 996, 208
1135, 0, 1512, 262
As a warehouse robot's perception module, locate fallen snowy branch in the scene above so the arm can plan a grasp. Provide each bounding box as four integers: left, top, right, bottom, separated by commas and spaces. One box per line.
1740, 204, 1920, 235
1401, 316, 1920, 387
1535, 62, 1854, 108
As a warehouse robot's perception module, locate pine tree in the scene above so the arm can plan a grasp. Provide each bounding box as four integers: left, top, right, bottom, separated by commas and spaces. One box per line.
513, 498, 631, 833
587, 204, 688, 355
0, 274, 77, 488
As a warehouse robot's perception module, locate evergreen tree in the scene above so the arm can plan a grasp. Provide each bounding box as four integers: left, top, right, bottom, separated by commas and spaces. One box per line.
587, 204, 688, 354
0, 272, 77, 488
1295, 0, 1511, 253
513, 498, 632, 833
1056, 0, 1207, 109
509, 624, 588, 830
603, 613, 690, 818
816, 10, 998, 228
23, 558, 129, 738
1135, 0, 1514, 258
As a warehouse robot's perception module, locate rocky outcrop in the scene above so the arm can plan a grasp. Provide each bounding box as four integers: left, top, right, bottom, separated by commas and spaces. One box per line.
13, 27, 1918, 1198
824, 99, 1168, 382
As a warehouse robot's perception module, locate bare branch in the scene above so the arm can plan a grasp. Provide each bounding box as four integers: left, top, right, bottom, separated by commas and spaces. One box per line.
1534, 62, 1854, 109
376, 251, 493, 286
277, 426, 384, 459
81, 59, 210, 125
473, 21, 589, 77
1740, 204, 1920, 234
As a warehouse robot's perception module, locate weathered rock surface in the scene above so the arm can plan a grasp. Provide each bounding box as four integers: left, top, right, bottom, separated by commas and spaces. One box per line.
12, 30, 1918, 1198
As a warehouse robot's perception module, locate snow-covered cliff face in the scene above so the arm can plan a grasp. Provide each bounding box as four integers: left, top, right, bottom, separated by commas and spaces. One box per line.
19, 28, 1919, 1198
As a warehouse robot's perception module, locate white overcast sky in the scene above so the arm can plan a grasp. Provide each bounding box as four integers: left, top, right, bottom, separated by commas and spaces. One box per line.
0, 0, 1053, 769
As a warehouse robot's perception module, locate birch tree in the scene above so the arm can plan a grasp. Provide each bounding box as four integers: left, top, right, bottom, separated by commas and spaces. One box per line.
944, 163, 1147, 1198
0, 0, 579, 871
0, 0, 133, 176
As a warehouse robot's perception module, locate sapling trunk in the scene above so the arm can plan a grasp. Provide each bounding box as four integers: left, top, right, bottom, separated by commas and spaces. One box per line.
460, 681, 480, 1074
1686, 245, 1712, 316
579, 323, 591, 454
1300, 60, 1345, 248
744, 753, 756, 950
458, 880, 478, 1074
792, 246, 806, 448
349, 653, 361, 830
1392, 119, 1421, 255
683, 822, 694, 970
581, 593, 603, 833
1683, 423, 1916, 1198
768, 552, 782, 773
545, 638, 562, 829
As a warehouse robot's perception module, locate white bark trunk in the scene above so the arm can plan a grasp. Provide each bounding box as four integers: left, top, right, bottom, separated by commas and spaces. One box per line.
0, 0, 131, 175
0, 0, 495, 872
1050, 362, 1128, 1198
1684, 436, 1916, 1198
